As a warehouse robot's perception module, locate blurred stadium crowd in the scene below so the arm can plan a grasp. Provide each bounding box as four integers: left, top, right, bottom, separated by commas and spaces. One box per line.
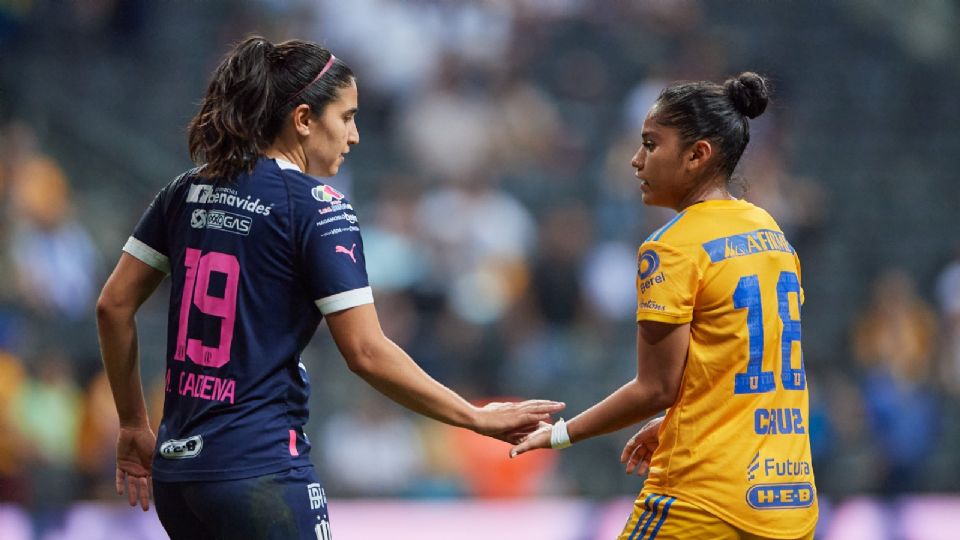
1, 0, 959, 534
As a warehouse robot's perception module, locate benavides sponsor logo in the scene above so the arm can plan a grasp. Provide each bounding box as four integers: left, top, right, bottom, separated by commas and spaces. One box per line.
159, 435, 203, 459
186, 184, 273, 216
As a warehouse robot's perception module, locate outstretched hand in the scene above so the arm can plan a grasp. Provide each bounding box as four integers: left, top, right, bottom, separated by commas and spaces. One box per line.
620, 417, 663, 476
116, 426, 156, 511
508, 421, 553, 458
473, 400, 565, 444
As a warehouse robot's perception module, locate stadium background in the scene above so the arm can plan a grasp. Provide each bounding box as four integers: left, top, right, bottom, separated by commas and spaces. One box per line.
1, 1, 958, 538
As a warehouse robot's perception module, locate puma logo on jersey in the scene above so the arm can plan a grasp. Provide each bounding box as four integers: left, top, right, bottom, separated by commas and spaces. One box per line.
336, 244, 357, 263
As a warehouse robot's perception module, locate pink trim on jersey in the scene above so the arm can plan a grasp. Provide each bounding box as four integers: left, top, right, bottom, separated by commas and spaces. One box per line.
289, 429, 300, 457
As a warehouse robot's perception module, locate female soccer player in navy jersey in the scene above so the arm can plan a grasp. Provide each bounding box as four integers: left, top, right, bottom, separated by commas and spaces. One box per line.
96, 36, 563, 539
511, 73, 817, 539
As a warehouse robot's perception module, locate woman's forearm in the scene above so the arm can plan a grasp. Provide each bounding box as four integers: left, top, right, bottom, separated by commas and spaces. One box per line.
565, 378, 671, 444
97, 306, 150, 428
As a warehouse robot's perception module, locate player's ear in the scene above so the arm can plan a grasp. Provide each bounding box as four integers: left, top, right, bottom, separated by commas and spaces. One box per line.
291, 104, 312, 137
686, 140, 713, 173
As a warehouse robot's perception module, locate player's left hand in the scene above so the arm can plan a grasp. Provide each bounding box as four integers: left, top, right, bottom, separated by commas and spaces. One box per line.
508, 421, 553, 458
116, 426, 156, 511
621, 417, 662, 476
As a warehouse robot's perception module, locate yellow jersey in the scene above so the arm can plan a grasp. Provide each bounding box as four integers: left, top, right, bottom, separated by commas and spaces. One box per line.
636, 199, 817, 538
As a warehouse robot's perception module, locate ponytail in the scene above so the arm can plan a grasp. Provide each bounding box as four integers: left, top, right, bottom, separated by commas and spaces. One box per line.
188, 36, 276, 180
187, 36, 355, 180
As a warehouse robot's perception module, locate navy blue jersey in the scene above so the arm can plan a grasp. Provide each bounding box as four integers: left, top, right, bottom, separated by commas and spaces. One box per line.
123, 157, 372, 482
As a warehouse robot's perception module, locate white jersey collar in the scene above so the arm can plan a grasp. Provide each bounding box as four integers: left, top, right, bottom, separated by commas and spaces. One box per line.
273, 157, 303, 173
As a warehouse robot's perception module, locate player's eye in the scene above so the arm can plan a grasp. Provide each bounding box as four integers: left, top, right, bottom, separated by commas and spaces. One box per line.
642, 140, 655, 151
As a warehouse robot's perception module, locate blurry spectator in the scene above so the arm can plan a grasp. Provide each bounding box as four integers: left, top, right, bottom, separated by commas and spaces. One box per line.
854, 270, 938, 382
319, 392, 426, 497
447, 400, 558, 498
312, 0, 512, 95
580, 240, 638, 321
0, 351, 29, 504
499, 297, 571, 397
739, 140, 826, 247
416, 181, 535, 323
9, 153, 100, 321
530, 203, 591, 327
11, 349, 82, 533
361, 175, 429, 292
0, 0, 30, 49
75, 372, 120, 500
935, 249, 960, 395
397, 64, 498, 182
0, 122, 39, 206
853, 269, 941, 494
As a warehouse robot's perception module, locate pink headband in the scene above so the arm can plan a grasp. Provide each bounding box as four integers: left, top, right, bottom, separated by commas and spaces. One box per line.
284, 54, 336, 106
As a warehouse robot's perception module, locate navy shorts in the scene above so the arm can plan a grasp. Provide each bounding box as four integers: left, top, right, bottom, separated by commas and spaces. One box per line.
153, 466, 332, 540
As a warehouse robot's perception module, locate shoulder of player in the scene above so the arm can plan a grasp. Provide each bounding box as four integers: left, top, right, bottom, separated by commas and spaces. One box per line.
642, 208, 699, 247
637, 239, 696, 262
150, 166, 205, 213
165, 166, 205, 193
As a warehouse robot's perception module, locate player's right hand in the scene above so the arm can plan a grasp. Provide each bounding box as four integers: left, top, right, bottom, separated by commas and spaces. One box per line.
472, 399, 565, 444
621, 417, 663, 476
116, 426, 156, 511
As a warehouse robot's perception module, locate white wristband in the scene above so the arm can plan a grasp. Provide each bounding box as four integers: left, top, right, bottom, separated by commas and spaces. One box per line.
550, 418, 572, 449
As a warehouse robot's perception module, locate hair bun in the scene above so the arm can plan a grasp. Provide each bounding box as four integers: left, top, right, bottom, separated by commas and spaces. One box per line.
724, 72, 769, 119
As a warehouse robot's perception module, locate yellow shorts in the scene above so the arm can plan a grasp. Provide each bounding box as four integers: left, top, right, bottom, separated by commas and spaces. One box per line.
617, 493, 815, 540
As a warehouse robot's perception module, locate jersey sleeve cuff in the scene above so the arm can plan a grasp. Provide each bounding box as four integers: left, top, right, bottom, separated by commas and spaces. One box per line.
315, 287, 374, 315
123, 236, 171, 275
636, 311, 692, 324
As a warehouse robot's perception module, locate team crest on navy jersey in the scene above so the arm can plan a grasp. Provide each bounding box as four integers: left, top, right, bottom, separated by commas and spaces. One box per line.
312, 184, 344, 203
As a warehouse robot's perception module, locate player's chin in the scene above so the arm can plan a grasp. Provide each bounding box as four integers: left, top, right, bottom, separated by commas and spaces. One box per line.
320, 162, 340, 177
329, 156, 347, 175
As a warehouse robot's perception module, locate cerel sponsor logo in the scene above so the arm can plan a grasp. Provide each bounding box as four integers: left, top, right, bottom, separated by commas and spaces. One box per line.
638, 250, 660, 279
159, 435, 203, 459
637, 249, 667, 294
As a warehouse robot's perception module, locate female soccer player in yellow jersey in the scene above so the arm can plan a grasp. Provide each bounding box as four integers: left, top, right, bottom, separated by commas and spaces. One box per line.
511, 72, 817, 540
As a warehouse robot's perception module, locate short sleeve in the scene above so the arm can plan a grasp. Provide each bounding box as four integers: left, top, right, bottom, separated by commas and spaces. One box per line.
293, 183, 373, 315
123, 188, 171, 275
635, 241, 700, 324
